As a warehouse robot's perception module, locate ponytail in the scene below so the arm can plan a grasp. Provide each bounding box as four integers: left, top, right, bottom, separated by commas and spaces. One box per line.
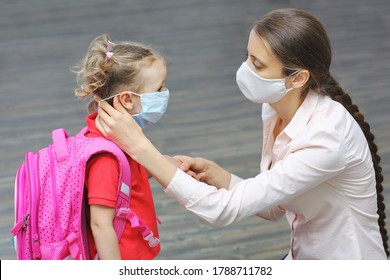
73, 34, 116, 98
72, 34, 165, 112
320, 75, 389, 257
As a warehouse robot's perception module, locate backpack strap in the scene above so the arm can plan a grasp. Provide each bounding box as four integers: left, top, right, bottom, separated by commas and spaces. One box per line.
116, 208, 160, 247
79, 127, 159, 249
80, 133, 131, 242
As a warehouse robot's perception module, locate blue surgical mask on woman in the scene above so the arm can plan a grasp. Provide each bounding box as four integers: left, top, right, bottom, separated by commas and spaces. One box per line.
100, 88, 170, 128
131, 89, 170, 128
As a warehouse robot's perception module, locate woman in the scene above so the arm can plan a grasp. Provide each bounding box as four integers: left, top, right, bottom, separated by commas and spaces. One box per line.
95, 8, 389, 259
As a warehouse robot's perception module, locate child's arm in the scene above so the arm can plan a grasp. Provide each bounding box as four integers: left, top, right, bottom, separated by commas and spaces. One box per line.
90, 204, 121, 260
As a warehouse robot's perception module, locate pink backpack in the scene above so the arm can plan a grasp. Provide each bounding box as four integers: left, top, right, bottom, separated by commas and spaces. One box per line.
10, 127, 159, 260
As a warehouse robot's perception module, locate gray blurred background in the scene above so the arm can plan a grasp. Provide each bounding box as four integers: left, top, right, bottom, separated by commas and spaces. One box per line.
1, 0, 389, 259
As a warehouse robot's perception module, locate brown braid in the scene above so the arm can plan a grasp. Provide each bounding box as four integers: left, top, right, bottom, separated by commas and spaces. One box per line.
319, 74, 389, 257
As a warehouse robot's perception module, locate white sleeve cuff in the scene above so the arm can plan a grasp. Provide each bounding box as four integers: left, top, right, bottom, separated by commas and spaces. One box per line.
228, 173, 244, 190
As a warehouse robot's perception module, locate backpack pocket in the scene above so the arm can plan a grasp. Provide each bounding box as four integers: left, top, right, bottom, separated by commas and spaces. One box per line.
40, 239, 72, 260
40, 229, 86, 260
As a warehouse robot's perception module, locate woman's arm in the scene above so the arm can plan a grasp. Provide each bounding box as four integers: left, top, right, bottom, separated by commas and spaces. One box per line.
95, 96, 346, 227
90, 204, 121, 260
96, 96, 230, 188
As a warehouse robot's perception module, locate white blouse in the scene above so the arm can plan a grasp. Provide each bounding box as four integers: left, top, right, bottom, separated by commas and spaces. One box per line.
165, 91, 386, 259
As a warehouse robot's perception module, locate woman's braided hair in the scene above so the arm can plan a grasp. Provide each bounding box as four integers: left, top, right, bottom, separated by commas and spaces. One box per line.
254, 8, 389, 256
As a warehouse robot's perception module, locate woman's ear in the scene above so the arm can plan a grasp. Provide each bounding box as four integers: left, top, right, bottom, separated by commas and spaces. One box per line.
117, 91, 135, 110
291, 69, 310, 89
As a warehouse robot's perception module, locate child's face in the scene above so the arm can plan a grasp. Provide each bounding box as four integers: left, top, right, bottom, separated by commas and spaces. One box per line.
131, 60, 167, 114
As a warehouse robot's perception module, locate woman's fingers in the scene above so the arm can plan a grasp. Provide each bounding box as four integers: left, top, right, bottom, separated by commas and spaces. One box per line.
113, 95, 130, 114
95, 115, 106, 136
98, 98, 118, 118
95, 95, 135, 129
174, 155, 193, 164
94, 94, 150, 160
173, 155, 210, 183
96, 102, 114, 136
96, 96, 136, 137
94, 95, 102, 102
174, 155, 194, 172
187, 170, 208, 183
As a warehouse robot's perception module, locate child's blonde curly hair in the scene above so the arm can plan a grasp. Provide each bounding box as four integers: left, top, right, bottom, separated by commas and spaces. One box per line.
72, 34, 165, 112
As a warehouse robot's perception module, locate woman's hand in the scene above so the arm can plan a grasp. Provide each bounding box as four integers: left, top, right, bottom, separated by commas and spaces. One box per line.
95, 95, 177, 188
174, 155, 231, 189
96, 96, 147, 160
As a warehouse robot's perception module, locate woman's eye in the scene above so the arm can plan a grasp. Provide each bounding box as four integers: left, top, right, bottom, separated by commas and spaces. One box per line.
246, 52, 263, 69
252, 60, 262, 69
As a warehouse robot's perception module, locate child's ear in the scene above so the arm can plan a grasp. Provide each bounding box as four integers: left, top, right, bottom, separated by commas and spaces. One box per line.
117, 91, 135, 110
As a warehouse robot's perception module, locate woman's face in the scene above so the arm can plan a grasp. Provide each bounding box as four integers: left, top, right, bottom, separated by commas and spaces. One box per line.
245, 29, 285, 79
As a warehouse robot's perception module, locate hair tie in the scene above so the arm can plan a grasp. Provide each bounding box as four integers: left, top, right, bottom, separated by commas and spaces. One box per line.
107, 40, 115, 51
105, 51, 114, 59
105, 40, 116, 60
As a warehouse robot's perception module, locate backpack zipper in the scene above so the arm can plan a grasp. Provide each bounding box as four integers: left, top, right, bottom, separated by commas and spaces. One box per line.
26, 152, 41, 260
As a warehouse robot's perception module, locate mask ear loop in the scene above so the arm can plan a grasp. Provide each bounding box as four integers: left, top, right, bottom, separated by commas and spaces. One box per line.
285, 70, 301, 92
288, 70, 300, 77
130, 92, 141, 98
98, 91, 140, 106
99, 92, 121, 106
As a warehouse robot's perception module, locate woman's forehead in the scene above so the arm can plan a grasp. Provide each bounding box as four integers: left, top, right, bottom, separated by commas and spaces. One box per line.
248, 29, 281, 66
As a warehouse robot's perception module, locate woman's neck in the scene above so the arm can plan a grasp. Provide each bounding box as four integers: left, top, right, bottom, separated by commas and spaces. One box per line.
271, 89, 304, 133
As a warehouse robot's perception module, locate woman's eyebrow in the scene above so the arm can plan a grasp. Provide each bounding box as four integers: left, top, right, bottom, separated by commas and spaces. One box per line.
247, 48, 266, 63
249, 53, 267, 66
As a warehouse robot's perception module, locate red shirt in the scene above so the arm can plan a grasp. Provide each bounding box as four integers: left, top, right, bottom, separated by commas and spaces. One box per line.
84, 112, 160, 259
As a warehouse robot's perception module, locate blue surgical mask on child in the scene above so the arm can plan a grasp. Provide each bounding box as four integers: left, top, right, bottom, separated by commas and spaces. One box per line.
131, 89, 170, 128
100, 88, 170, 128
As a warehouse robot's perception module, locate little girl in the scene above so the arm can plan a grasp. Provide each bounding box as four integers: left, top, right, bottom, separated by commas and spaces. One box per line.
72, 34, 169, 259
